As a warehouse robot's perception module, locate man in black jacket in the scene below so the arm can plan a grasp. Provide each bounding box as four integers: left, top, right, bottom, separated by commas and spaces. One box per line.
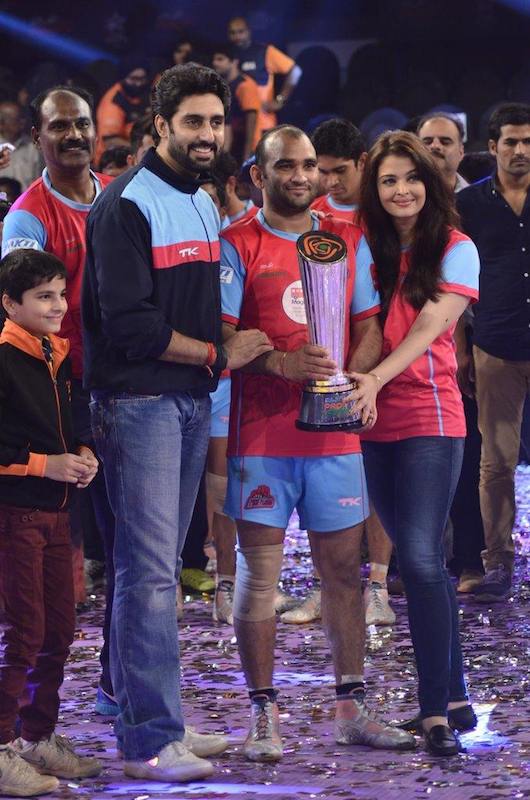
82, 63, 271, 784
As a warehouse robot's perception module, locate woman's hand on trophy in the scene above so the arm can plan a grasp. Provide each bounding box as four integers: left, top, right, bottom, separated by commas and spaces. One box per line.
224, 329, 273, 369
283, 344, 337, 382
348, 371, 381, 425
353, 404, 378, 433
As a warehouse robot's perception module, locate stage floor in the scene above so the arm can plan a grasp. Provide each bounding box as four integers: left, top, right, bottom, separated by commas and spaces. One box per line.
12, 470, 530, 800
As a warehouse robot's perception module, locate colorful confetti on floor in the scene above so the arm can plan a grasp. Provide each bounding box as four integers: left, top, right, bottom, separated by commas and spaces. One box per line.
5, 469, 530, 799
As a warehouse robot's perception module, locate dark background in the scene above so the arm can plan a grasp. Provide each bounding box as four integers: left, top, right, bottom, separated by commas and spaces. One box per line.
1, 0, 529, 147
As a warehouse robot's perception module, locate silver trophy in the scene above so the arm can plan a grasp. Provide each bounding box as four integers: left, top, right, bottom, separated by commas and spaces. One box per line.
295, 231, 362, 431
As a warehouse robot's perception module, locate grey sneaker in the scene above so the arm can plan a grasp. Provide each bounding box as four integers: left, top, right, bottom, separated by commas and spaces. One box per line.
0, 747, 59, 797
334, 698, 416, 750
123, 740, 213, 782
182, 727, 228, 758
12, 733, 102, 779
274, 587, 298, 614
280, 588, 321, 624
243, 696, 283, 762
364, 582, 396, 626
472, 565, 511, 601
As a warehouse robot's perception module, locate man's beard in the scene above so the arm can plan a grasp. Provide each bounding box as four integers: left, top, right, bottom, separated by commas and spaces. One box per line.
267, 182, 317, 215
167, 135, 218, 175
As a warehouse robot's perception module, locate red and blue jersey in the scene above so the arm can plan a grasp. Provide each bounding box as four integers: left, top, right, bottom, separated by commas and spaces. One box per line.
311, 194, 361, 225
221, 199, 258, 230
1, 169, 113, 378
221, 210, 380, 458
363, 229, 480, 442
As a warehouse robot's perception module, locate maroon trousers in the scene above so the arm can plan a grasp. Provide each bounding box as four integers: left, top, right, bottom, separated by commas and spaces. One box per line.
0, 506, 75, 744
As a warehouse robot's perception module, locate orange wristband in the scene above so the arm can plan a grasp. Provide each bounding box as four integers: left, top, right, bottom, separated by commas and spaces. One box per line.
205, 342, 217, 367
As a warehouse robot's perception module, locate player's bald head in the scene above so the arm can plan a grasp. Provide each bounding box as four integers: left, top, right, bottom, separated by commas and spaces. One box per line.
255, 125, 313, 170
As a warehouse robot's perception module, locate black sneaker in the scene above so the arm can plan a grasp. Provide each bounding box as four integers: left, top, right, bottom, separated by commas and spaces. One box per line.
472, 565, 511, 601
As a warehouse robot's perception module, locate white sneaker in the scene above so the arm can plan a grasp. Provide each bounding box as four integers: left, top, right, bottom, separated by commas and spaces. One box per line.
280, 588, 321, 624
212, 580, 234, 625
182, 727, 228, 757
12, 733, 102, 779
364, 581, 396, 626
0, 747, 59, 797
123, 740, 213, 782
243, 696, 283, 762
274, 587, 297, 614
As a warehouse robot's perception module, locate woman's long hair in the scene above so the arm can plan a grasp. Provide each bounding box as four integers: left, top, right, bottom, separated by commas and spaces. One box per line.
360, 130, 460, 313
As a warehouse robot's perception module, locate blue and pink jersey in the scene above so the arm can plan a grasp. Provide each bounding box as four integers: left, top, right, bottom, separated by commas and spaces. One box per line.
363, 229, 480, 442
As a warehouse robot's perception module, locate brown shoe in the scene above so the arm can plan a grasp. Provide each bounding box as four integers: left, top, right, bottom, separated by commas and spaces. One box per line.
457, 570, 484, 593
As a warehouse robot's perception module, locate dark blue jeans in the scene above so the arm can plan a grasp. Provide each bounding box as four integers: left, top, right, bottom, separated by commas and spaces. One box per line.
362, 436, 468, 718
90, 391, 211, 760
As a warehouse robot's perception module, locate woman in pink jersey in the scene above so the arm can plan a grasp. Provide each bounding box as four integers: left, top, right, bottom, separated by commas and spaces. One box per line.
350, 131, 480, 757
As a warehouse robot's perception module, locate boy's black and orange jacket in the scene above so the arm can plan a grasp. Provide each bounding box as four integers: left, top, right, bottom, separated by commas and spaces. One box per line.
0, 319, 77, 510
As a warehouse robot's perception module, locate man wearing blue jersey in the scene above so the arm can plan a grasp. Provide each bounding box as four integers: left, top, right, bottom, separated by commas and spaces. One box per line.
82, 63, 272, 784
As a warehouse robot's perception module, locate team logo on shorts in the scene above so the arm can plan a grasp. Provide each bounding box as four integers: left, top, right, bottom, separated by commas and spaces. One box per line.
338, 497, 362, 507
244, 484, 276, 510
282, 280, 307, 324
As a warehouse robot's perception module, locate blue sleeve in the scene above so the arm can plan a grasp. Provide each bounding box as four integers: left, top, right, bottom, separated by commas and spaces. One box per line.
440, 240, 480, 296
220, 238, 246, 324
351, 234, 381, 318
1, 209, 47, 256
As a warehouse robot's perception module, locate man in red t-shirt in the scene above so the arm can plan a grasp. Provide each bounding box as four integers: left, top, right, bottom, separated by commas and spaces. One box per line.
220, 125, 415, 761
311, 118, 366, 224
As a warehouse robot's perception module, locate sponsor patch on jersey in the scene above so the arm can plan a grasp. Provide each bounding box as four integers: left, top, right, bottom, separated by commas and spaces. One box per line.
281, 280, 307, 324
244, 484, 276, 510
3, 238, 41, 254
220, 266, 234, 284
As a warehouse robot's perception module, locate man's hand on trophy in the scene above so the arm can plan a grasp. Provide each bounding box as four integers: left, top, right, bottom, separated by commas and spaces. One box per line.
283, 344, 337, 383
224, 329, 273, 370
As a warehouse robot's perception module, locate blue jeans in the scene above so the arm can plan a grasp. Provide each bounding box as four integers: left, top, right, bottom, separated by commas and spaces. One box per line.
362, 436, 468, 718
90, 391, 210, 760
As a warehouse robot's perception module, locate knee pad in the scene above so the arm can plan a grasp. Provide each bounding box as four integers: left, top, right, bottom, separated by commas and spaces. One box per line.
206, 472, 228, 517
233, 543, 283, 622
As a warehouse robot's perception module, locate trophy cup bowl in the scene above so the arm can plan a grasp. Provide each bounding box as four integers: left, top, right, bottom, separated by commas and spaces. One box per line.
295, 230, 362, 432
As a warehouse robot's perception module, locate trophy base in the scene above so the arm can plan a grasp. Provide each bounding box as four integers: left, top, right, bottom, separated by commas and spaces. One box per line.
296, 381, 363, 432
